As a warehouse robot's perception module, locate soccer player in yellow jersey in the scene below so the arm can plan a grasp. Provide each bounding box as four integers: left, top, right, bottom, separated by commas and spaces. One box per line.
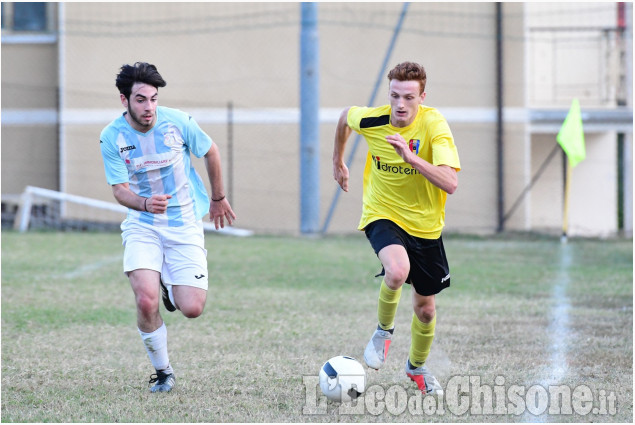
332, 61, 460, 395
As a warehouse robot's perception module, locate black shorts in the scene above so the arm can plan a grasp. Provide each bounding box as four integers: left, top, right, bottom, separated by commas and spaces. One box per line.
364, 219, 451, 296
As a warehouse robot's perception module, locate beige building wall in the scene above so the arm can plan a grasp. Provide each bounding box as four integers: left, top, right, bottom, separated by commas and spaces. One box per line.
2, 2, 630, 237
59, 2, 505, 235
501, 3, 531, 232
1, 42, 58, 194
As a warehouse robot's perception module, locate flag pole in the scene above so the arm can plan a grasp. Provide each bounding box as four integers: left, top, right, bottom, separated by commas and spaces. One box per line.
561, 158, 571, 244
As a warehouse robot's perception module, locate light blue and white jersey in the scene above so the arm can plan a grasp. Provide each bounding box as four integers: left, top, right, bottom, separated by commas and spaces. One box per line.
100, 106, 212, 227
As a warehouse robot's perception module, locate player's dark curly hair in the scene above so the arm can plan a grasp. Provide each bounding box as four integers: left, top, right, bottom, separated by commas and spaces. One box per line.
115, 62, 167, 100
387, 62, 427, 94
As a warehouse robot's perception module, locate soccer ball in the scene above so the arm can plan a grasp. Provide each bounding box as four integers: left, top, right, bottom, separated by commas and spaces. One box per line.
319, 355, 366, 402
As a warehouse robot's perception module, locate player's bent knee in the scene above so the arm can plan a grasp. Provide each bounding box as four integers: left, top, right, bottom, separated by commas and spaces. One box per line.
173, 285, 207, 318
180, 302, 205, 319
384, 266, 409, 288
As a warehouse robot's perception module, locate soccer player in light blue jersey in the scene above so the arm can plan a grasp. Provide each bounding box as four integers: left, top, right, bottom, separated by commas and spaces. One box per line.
100, 62, 236, 393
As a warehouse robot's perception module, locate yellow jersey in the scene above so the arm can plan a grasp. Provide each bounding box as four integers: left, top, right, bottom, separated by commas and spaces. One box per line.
348, 104, 461, 239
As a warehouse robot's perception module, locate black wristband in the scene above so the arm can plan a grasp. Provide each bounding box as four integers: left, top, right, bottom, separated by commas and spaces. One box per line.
144, 198, 148, 212
212, 195, 226, 202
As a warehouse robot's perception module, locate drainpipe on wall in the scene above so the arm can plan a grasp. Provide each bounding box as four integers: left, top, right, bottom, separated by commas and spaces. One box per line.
619, 2, 633, 236
57, 2, 65, 195
299, 2, 320, 235
496, 2, 504, 232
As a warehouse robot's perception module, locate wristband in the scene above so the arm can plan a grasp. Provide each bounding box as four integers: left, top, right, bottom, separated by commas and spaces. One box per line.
144, 198, 148, 212
212, 195, 226, 202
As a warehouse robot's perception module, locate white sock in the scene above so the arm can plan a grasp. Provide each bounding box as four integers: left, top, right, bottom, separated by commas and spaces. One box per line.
138, 323, 174, 374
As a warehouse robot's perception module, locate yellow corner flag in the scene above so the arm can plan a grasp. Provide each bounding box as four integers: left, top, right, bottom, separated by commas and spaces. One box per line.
557, 98, 586, 167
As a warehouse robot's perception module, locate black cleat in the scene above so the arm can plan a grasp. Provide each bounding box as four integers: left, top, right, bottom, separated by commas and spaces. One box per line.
160, 279, 176, 312
149, 370, 176, 393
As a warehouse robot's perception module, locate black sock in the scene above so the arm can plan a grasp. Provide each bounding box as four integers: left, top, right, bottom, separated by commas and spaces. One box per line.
377, 324, 394, 334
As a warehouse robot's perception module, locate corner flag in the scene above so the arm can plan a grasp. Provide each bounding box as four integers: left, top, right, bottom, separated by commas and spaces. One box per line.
557, 98, 586, 167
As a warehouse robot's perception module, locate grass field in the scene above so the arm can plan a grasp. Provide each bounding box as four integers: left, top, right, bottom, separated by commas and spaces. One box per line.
1, 231, 632, 422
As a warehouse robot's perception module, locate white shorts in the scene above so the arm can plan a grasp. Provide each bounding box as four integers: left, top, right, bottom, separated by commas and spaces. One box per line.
121, 219, 209, 290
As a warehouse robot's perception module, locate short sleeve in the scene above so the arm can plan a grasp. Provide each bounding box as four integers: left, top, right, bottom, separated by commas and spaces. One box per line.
429, 116, 461, 172
347, 106, 369, 133
99, 130, 129, 185
183, 115, 213, 158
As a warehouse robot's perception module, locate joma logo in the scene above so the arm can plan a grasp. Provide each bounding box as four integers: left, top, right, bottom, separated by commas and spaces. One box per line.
120, 145, 136, 153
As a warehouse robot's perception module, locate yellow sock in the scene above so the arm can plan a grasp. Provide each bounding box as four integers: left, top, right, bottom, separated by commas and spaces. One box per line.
409, 313, 436, 367
377, 280, 402, 330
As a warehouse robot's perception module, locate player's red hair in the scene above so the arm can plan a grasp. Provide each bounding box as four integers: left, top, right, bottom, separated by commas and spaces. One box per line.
387, 62, 427, 94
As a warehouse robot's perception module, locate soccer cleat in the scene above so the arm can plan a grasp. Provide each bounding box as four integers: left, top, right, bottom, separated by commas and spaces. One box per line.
405, 359, 443, 395
149, 370, 176, 393
363, 326, 393, 370
160, 279, 176, 312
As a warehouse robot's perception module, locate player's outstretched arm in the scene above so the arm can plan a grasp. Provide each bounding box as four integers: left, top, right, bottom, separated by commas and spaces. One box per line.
204, 144, 236, 229
333, 107, 352, 192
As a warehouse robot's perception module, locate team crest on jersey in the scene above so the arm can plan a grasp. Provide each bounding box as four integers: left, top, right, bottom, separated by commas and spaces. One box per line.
163, 131, 183, 150
409, 139, 420, 154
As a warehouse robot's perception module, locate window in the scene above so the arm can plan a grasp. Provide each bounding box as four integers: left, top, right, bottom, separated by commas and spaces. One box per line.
13, 2, 47, 31
2, 2, 55, 34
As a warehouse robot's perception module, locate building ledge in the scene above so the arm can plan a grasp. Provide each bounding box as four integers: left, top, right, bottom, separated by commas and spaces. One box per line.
530, 107, 633, 133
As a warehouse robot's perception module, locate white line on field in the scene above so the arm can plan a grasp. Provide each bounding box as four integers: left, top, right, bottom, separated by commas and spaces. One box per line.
546, 243, 572, 383
523, 243, 572, 422
61, 254, 121, 279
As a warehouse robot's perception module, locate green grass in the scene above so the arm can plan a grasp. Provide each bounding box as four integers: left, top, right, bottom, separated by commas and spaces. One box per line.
1, 231, 632, 422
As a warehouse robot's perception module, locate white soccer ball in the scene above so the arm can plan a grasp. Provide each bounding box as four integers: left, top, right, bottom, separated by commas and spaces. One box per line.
319, 355, 366, 402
